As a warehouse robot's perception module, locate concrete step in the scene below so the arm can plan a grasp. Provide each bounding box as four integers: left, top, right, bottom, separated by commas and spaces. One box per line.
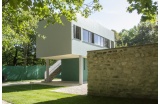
48, 68, 61, 82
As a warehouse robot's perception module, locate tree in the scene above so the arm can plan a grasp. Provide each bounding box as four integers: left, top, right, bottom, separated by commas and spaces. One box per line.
2, 9, 39, 50
131, 22, 158, 45
127, 0, 158, 22
2, 34, 46, 66
2, 1, 103, 66
116, 21, 158, 47
2, 0, 102, 50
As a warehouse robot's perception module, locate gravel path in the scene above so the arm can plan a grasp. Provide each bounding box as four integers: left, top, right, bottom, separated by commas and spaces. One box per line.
2, 100, 11, 104
53, 84, 87, 95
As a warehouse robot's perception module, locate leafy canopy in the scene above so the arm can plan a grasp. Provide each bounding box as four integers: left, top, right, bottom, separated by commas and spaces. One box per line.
115, 21, 158, 47
127, 0, 158, 22
3, 0, 158, 50
2, 0, 103, 50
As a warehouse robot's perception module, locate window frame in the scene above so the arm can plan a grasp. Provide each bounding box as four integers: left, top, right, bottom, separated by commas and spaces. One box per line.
83, 29, 89, 42
94, 34, 101, 46
79, 27, 112, 48
73, 25, 81, 40
83, 29, 95, 44
100, 37, 104, 47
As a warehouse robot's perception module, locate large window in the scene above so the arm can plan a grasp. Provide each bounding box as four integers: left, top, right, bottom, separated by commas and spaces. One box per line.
82, 28, 112, 48
100, 37, 104, 47
83, 29, 94, 43
73, 25, 81, 40
94, 34, 101, 45
88, 32, 92, 43
83, 29, 89, 42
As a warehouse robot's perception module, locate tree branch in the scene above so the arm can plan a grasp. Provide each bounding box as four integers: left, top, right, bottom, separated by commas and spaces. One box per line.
2, 0, 9, 6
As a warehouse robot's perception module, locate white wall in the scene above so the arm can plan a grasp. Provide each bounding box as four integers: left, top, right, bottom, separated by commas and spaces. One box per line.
36, 15, 115, 58
72, 39, 106, 56
71, 15, 115, 57
72, 15, 115, 41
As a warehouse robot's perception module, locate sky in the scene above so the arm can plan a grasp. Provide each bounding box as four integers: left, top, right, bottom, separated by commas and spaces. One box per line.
88, 0, 142, 32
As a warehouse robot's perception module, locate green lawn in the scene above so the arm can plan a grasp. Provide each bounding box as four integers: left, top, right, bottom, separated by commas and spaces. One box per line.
2, 84, 157, 104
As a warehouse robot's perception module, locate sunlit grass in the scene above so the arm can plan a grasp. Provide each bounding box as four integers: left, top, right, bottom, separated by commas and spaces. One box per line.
2, 84, 157, 104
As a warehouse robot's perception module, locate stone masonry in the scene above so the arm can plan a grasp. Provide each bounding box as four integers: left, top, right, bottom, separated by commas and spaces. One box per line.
87, 44, 158, 99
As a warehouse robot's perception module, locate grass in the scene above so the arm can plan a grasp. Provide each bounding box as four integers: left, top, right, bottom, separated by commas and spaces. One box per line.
2, 84, 157, 104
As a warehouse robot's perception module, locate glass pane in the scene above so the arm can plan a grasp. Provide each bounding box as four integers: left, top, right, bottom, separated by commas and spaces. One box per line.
94, 34, 98, 45
83, 29, 89, 42
94, 34, 101, 45
76, 26, 81, 40
88, 32, 92, 43
91, 33, 94, 43
103, 38, 106, 47
100, 37, 104, 46
98, 36, 101, 45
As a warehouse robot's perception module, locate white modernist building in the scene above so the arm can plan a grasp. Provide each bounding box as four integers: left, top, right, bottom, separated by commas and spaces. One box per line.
36, 15, 115, 84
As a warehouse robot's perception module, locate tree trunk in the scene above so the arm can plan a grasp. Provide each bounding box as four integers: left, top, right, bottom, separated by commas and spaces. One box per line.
24, 44, 28, 66
13, 47, 18, 66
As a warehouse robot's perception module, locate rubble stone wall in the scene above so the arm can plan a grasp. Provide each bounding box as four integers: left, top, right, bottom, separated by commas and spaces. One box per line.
87, 44, 158, 99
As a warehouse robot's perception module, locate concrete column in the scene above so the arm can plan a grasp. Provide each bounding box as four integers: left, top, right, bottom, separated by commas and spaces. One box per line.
45, 59, 50, 82
79, 55, 83, 84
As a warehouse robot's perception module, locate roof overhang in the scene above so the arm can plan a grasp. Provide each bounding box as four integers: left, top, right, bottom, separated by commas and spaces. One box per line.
39, 54, 86, 60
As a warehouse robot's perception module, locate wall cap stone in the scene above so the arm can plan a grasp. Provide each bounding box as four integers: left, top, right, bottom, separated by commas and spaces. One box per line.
87, 43, 158, 53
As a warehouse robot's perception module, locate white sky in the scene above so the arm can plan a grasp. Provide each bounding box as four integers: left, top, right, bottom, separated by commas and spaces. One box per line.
88, 0, 142, 32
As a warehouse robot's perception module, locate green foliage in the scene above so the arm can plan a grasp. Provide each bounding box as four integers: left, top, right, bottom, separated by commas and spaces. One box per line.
2, 32, 56, 66
2, 0, 102, 65
127, 0, 158, 22
2, 6, 40, 50
2, 34, 45, 66
116, 22, 158, 47
2, 0, 102, 50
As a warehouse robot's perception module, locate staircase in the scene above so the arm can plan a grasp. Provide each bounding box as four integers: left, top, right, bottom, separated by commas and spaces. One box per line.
44, 60, 61, 82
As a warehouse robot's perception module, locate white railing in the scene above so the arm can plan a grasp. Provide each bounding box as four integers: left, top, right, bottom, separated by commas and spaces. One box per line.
44, 60, 61, 79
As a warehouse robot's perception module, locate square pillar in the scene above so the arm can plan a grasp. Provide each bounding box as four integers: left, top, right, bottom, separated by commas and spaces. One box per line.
45, 59, 50, 82
79, 55, 83, 84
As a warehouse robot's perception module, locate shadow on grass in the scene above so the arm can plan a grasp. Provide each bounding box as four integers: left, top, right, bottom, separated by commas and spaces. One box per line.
2, 84, 61, 93
2, 84, 158, 104
34, 95, 158, 104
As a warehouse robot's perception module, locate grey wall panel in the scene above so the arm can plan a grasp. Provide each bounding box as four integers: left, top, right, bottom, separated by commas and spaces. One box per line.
36, 17, 72, 58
